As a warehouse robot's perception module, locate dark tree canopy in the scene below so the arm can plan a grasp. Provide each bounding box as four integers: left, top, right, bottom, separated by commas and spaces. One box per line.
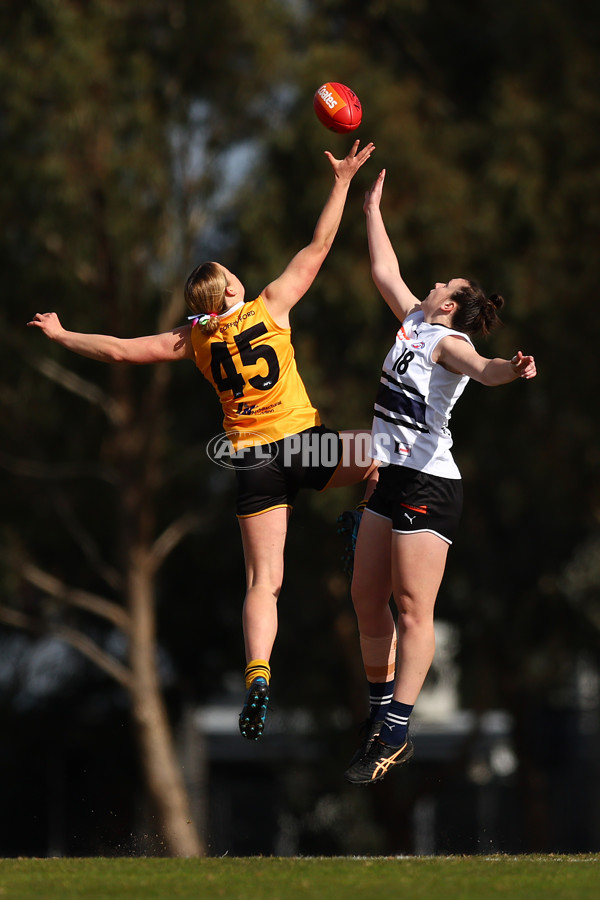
1, 0, 599, 856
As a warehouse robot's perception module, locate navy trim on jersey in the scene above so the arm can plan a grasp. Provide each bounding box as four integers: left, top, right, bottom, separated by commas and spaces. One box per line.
381, 370, 425, 398
373, 409, 430, 433
375, 381, 429, 432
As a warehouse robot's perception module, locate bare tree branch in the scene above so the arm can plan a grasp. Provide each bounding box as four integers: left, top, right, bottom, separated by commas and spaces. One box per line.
30, 355, 126, 425
150, 512, 202, 572
20, 562, 131, 633
0, 605, 133, 690
0, 605, 40, 633
157, 287, 187, 335
53, 624, 133, 691
51, 489, 122, 591
0, 450, 117, 484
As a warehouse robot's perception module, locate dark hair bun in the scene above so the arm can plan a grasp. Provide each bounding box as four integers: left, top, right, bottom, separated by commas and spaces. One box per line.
488, 293, 505, 312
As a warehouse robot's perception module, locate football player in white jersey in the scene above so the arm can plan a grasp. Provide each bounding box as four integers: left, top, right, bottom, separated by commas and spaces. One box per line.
345, 169, 536, 785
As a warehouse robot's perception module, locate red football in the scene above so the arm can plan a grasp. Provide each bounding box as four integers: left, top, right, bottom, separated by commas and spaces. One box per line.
313, 82, 362, 134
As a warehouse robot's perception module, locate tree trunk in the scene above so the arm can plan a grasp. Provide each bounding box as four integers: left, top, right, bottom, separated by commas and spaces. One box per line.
127, 547, 205, 857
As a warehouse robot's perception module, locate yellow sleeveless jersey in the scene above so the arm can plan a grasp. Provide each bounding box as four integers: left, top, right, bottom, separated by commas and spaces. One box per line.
190, 295, 320, 449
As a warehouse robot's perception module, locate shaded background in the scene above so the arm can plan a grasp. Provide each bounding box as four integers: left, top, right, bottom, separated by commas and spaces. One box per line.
1, 0, 599, 856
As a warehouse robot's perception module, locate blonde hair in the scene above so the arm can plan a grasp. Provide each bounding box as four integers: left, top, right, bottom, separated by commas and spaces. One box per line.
184, 262, 228, 336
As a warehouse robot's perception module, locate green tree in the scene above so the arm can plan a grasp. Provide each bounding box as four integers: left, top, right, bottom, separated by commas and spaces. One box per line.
0, 0, 307, 856
230, 0, 600, 851
1, 0, 599, 856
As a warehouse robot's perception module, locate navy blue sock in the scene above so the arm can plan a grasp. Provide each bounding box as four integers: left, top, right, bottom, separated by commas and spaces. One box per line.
380, 700, 414, 746
368, 680, 395, 722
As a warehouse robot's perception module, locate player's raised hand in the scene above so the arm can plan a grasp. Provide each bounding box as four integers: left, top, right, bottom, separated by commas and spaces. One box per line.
324, 139, 376, 184
363, 168, 386, 215
27, 311, 64, 340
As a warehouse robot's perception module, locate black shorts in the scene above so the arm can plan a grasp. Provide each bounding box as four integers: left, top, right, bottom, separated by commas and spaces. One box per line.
233, 425, 343, 517
367, 464, 463, 544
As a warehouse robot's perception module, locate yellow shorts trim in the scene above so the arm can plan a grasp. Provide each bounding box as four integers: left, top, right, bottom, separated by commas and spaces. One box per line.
236, 502, 293, 519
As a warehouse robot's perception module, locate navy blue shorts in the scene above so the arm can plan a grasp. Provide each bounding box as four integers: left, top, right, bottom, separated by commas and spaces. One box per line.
232, 425, 343, 517
366, 464, 463, 544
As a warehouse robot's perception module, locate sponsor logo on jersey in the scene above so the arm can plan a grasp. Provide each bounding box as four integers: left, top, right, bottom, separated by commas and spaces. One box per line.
238, 403, 258, 416
236, 400, 282, 417
394, 441, 412, 456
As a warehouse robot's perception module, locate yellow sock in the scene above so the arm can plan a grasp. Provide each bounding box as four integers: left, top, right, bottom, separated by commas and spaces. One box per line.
245, 659, 271, 689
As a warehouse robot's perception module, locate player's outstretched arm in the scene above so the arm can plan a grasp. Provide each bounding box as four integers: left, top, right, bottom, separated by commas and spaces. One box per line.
435, 336, 537, 385
364, 169, 420, 322
262, 139, 375, 324
27, 312, 194, 363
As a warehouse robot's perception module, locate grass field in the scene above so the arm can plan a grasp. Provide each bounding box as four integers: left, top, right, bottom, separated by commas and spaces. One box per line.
0, 855, 598, 900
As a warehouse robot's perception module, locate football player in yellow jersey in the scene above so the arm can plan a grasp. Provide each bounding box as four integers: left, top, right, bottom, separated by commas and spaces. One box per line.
28, 139, 378, 741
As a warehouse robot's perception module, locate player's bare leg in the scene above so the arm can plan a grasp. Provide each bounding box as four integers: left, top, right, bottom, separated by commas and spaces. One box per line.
328, 429, 379, 578
351, 509, 394, 635
237, 506, 290, 739
390, 531, 448, 704
345, 510, 396, 771
326, 429, 379, 491
346, 530, 448, 783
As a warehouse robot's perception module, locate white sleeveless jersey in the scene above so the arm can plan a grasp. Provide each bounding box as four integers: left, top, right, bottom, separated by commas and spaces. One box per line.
371, 309, 473, 479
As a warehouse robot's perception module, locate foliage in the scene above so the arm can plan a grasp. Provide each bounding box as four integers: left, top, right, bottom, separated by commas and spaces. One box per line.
0, 0, 599, 856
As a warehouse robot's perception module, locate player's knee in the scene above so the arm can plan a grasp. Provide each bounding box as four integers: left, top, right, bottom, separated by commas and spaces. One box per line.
246, 579, 283, 602
396, 604, 434, 636
351, 586, 388, 629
